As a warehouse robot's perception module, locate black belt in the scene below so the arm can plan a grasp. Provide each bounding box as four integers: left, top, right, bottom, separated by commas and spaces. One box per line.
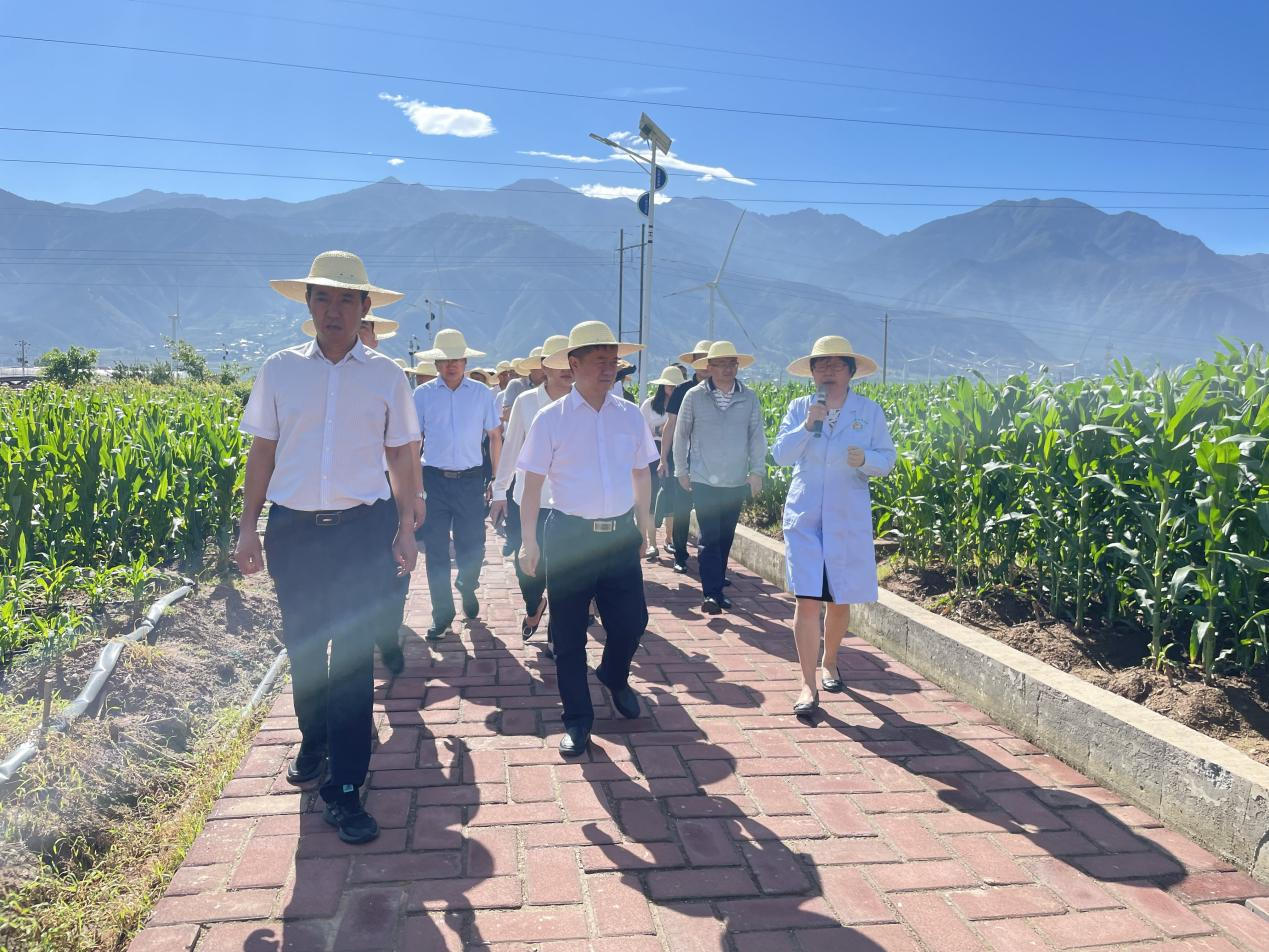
271, 501, 382, 528
424, 465, 483, 480
553, 509, 633, 534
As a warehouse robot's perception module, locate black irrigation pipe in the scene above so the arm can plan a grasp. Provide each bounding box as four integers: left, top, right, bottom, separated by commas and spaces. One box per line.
0, 584, 195, 787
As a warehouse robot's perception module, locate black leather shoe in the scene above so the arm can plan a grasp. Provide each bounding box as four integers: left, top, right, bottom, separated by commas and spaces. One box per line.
821, 668, 844, 693
723, 577, 733, 588
425, 623, 450, 642
558, 726, 590, 758
380, 643, 405, 675
286, 749, 325, 785
462, 591, 480, 620
701, 597, 723, 616
323, 798, 380, 844
718, 595, 733, 611
672, 562, 689, 574
793, 691, 820, 719
599, 678, 642, 719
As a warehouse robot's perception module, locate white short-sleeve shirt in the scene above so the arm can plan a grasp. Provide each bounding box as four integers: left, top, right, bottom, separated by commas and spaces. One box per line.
240, 340, 420, 511
518, 388, 660, 519
413, 376, 500, 470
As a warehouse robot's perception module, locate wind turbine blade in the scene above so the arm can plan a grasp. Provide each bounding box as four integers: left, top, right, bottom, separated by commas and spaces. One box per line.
715, 209, 746, 282
716, 287, 758, 349
666, 283, 712, 297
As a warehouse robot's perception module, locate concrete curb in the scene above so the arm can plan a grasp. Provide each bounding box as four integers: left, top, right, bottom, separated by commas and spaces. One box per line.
727, 522, 1269, 882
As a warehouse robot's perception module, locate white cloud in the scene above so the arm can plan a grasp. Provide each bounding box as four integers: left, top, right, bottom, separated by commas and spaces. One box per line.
518, 134, 755, 187
572, 184, 672, 204
387, 157, 405, 167
378, 92, 495, 138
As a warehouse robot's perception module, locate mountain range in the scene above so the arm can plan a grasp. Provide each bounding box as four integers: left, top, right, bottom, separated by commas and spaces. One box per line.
2, 179, 1265, 377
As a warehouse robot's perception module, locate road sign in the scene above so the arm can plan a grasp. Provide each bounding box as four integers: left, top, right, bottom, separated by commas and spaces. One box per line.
637, 191, 651, 216
653, 166, 668, 191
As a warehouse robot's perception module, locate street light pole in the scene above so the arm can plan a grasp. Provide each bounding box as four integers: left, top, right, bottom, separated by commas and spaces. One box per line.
640, 140, 658, 395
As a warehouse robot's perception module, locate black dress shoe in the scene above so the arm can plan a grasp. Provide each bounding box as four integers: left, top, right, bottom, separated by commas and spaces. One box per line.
672, 562, 689, 574
701, 596, 723, 616
322, 798, 380, 844
380, 644, 405, 675
599, 677, 642, 719
718, 595, 733, 611
821, 668, 844, 693
286, 750, 325, 785
793, 692, 820, 719
425, 623, 450, 642
558, 726, 590, 758
462, 591, 480, 620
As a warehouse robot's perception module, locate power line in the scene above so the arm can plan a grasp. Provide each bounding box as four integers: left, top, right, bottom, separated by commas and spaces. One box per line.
4, 158, 1268, 210
6, 125, 1269, 198
126, 0, 1269, 129
4, 33, 1268, 153
325, 0, 1269, 116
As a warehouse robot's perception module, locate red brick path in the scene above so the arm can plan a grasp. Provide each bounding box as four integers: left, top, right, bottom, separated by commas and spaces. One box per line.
130, 538, 1269, 951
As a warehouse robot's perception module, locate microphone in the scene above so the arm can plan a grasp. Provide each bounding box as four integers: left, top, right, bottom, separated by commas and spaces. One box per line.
809, 384, 828, 438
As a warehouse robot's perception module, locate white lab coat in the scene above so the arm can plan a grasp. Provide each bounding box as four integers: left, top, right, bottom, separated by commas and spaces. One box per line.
771, 389, 896, 603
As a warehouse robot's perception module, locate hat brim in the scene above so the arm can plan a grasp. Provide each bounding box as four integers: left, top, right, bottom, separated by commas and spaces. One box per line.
421, 347, 487, 361
271, 276, 404, 308
677, 351, 708, 364
649, 376, 684, 387
543, 341, 643, 371
787, 351, 879, 378
693, 353, 755, 371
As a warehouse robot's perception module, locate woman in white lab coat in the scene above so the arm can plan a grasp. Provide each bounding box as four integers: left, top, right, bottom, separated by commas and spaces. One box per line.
771, 336, 896, 717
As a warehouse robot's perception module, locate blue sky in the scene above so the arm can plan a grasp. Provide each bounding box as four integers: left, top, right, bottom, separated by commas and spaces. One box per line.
3, 0, 1267, 252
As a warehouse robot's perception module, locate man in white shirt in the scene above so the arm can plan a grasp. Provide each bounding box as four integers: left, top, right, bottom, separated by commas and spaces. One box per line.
414, 329, 503, 641
488, 334, 571, 645
234, 250, 423, 845
518, 321, 659, 758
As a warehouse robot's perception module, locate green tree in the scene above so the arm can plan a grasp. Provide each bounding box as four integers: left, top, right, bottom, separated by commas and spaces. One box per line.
166, 338, 208, 382
38, 346, 99, 387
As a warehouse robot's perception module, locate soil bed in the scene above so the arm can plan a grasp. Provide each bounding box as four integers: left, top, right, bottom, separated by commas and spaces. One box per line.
0, 570, 281, 890
883, 565, 1269, 766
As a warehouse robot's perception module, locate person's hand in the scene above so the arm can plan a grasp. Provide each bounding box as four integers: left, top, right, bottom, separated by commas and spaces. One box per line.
747, 474, 762, 497
657, 458, 669, 478
677, 474, 690, 492
805, 402, 829, 431
392, 528, 418, 575
519, 539, 540, 577
233, 528, 264, 575
488, 498, 507, 526
410, 496, 427, 531
847, 446, 866, 468
485, 483, 494, 504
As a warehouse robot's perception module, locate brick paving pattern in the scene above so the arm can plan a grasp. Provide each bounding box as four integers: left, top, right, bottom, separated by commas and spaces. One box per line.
130, 539, 1269, 951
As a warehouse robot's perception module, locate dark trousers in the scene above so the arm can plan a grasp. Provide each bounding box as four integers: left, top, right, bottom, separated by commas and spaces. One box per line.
504, 488, 523, 554
692, 483, 750, 599
264, 499, 396, 803
376, 571, 409, 655
419, 467, 486, 627
514, 507, 550, 616
543, 510, 648, 731
671, 482, 693, 567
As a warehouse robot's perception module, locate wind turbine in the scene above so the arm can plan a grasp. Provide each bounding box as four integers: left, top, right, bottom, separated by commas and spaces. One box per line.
667, 210, 754, 345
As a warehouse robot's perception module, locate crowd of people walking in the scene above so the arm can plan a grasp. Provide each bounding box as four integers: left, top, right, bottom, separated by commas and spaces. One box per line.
233, 250, 894, 845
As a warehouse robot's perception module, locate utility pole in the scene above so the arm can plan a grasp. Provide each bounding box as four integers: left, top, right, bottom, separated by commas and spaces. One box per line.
617, 227, 624, 342
881, 312, 890, 385
17, 339, 29, 376
637, 224, 646, 352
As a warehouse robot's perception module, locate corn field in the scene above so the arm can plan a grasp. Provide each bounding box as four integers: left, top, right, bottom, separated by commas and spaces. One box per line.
749, 342, 1269, 680
0, 383, 245, 662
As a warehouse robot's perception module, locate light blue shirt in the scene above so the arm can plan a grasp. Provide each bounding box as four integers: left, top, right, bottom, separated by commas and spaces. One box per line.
413, 376, 500, 470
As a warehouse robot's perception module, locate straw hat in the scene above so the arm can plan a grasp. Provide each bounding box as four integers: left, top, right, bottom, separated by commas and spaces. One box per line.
786, 335, 879, 378
677, 339, 714, 364
407, 358, 437, 378
423, 328, 485, 361
300, 312, 399, 339
495, 360, 514, 375
467, 369, 489, 382
519, 337, 568, 372
512, 346, 545, 375
270, 250, 403, 308
649, 365, 688, 387
543, 321, 644, 370
692, 340, 754, 371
